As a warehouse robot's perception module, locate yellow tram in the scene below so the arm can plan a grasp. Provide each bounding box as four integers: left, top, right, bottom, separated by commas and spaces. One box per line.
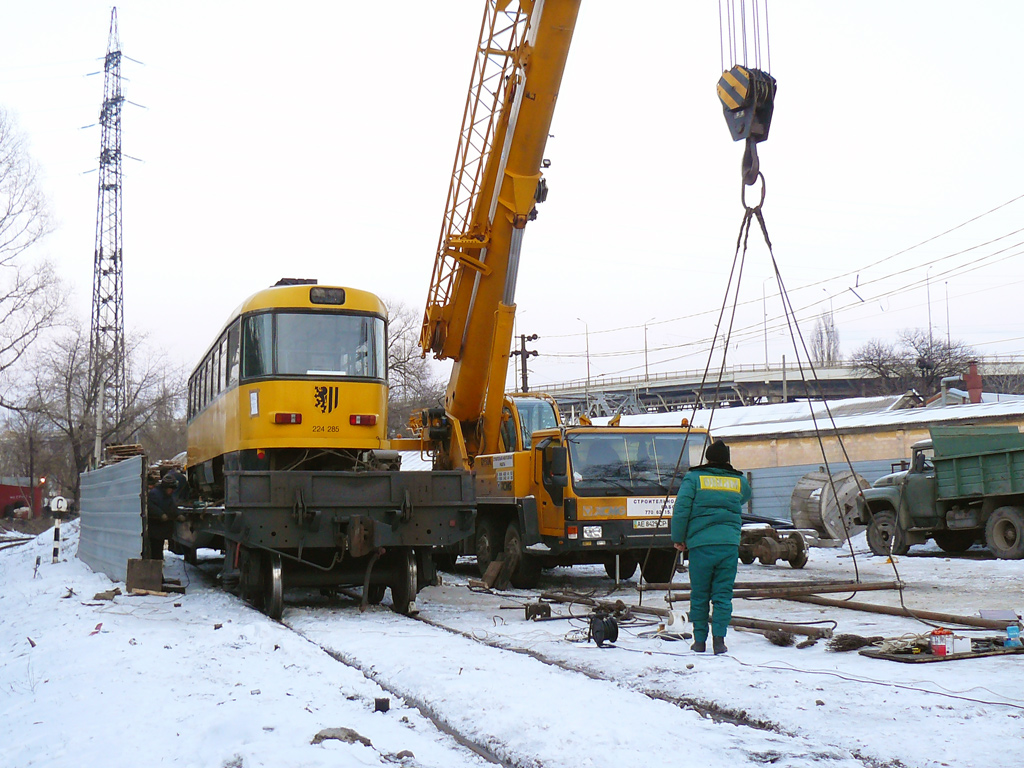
186, 279, 391, 497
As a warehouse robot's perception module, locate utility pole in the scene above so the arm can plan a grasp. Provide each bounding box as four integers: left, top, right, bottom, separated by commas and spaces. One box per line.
89, 8, 127, 452
510, 334, 538, 392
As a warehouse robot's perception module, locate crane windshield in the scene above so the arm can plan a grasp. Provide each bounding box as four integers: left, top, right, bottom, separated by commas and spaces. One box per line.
568, 433, 708, 497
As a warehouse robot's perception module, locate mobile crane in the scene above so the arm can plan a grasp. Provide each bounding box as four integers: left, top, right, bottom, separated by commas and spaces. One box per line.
392, 0, 710, 586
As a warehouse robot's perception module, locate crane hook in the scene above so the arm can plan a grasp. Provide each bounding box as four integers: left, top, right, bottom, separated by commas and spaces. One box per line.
717, 65, 777, 186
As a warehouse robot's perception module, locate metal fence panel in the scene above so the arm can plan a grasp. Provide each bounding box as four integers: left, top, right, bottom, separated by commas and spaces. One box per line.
748, 459, 897, 522
78, 456, 145, 583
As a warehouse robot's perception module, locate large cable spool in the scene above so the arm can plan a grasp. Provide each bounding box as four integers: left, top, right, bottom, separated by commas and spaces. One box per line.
790, 470, 869, 542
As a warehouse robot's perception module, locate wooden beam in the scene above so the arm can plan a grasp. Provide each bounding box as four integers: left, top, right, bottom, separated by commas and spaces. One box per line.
666, 580, 901, 602
785, 595, 1017, 630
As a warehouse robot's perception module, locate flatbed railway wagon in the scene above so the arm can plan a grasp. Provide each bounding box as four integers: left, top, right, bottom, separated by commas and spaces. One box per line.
173, 280, 475, 618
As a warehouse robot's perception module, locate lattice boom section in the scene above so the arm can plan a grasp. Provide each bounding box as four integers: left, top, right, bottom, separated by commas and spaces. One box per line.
420, 1, 530, 354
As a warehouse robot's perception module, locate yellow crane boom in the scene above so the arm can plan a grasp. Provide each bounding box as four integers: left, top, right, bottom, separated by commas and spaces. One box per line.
420, 0, 581, 462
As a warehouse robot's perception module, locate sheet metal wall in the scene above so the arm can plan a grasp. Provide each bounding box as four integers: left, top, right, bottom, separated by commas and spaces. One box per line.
747, 459, 898, 522
78, 456, 146, 583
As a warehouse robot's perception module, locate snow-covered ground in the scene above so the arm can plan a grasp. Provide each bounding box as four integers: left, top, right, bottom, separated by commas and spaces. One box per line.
3, 521, 1023, 768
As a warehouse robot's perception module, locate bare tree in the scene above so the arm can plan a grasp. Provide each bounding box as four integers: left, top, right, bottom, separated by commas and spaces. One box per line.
386, 301, 445, 437
23, 325, 185, 505
851, 328, 977, 396
0, 109, 62, 404
810, 309, 841, 366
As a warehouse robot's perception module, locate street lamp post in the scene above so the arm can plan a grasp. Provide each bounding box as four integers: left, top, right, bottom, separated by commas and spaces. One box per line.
762, 276, 775, 370
926, 266, 934, 350
577, 317, 590, 412
643, 316, 655, 382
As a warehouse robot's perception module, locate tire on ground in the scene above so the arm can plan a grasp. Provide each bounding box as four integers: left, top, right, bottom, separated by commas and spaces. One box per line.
985, 506, 1024, 560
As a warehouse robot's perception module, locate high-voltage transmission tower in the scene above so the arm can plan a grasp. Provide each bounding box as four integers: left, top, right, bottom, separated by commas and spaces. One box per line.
90, 7, 126, 451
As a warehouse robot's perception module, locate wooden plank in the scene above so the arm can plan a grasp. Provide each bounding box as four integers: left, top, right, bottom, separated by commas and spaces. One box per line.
860, 646, 1024, 663
126, 558, 163, 592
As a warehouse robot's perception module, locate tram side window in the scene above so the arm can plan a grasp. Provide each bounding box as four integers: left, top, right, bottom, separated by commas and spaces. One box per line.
227, 321, 240, 387
241, 313, 273, 379
204, 357, 212, 406
219, 336, 229, 392
212, 347, 221, 397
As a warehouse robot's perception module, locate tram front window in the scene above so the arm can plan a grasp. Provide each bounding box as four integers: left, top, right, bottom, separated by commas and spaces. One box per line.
241, 312, 386, 380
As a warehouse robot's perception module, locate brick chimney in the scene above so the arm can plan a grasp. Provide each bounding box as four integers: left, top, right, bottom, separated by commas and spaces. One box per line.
964, 360, 983, 404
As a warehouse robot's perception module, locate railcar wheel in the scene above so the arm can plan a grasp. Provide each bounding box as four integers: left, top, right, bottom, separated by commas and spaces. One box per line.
739, 551, 756, 565
433, 552, 458, 572
986, 506, 1024, 560
262, 551, 284, 621
866, 510, 909, 556
504, 520, 541, 589
365, 584, 386, 605
390, 549, 418, 615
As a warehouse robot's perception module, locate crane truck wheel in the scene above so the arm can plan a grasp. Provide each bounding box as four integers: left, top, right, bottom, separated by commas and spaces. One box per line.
475, 515, 502, 576
985, 506, 1024, 560
639, 549, 677, 584
504, 520, 541, 589
932, 530, 978, 554
866, 510, 909, 557
603, 555, 638, 580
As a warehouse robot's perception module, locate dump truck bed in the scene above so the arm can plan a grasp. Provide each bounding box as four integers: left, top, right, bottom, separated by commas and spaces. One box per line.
930, 426, 1024, 500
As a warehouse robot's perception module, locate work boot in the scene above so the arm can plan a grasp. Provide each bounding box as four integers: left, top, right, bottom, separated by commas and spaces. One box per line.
713, 636, 728, 655
691, 640, 706, 653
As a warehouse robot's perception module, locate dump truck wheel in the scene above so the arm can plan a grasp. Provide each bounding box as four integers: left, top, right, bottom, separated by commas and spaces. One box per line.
603, 555, 638, 580
986, 506, 1024, 560
866, 510, 909, 556
475, 516, 502, 576
932, 530, 977, 553
504, 520, 541, 589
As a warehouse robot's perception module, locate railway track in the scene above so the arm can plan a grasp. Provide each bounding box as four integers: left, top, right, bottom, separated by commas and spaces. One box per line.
188, 556, 904, 767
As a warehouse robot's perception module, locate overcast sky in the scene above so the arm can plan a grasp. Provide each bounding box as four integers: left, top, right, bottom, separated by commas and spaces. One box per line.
1, 1, 1022, 393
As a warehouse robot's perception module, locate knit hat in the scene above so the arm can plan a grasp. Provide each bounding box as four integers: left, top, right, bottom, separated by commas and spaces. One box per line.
704, 439, 730, 465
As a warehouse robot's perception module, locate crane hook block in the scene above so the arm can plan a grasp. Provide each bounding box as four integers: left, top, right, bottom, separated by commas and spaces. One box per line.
718, 66, 777, 186
717, 65, 777, 143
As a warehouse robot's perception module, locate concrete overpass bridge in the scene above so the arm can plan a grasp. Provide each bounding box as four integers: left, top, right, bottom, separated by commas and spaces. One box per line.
538, 359, 1024, 418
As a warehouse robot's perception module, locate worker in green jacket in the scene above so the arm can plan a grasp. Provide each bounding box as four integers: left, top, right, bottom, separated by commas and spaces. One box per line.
672, 439, 751, 654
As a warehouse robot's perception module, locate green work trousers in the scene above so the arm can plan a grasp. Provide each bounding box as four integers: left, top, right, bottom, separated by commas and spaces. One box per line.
687, 544, 739, 642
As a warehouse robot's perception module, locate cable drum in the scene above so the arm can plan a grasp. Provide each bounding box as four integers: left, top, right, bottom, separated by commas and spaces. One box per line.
790, 471, 870, 542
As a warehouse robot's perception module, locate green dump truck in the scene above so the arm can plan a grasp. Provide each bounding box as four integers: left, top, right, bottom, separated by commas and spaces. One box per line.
855, 425, 1024, 559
